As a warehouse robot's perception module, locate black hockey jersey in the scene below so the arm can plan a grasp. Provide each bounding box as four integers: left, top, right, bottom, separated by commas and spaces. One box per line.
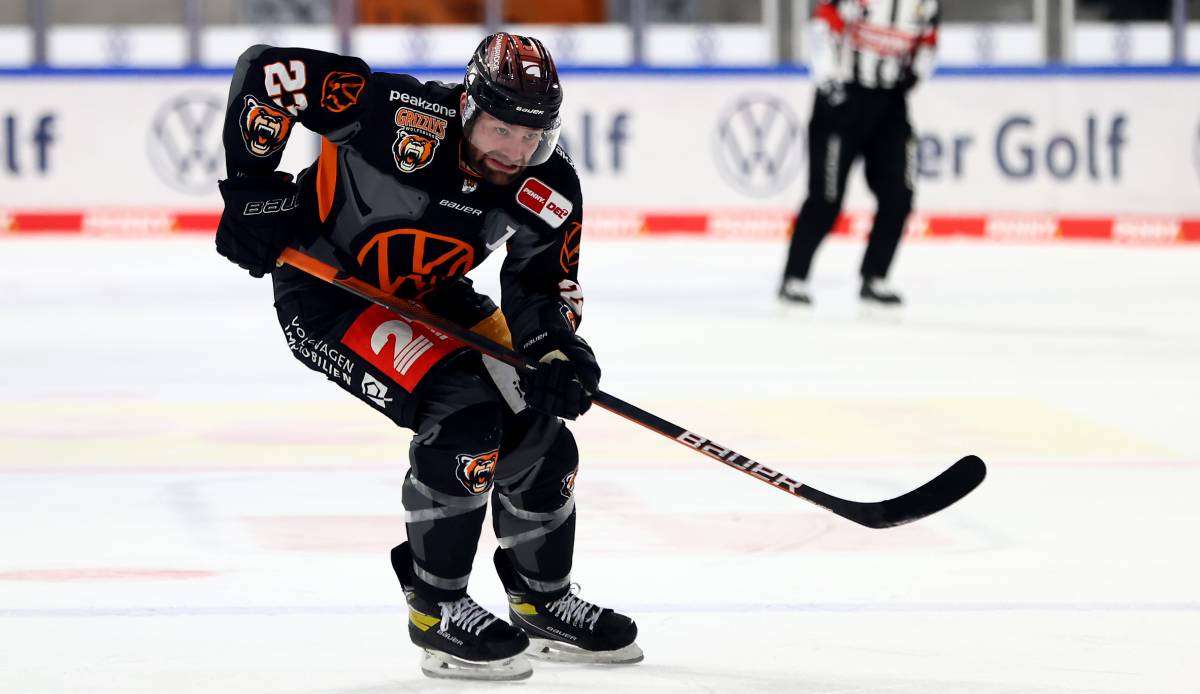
810, 0, 940, 91
221, 45, 585, 350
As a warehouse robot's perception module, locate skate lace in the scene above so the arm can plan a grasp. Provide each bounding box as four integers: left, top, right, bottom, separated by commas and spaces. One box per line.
438, 596, 497, 637
546, 584, 603, 632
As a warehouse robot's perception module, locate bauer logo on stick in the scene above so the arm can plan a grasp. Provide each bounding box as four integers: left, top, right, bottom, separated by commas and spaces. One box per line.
456, 450, 499, 494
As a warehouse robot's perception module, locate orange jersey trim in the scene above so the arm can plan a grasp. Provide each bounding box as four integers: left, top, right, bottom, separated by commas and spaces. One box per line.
316, 137, 338, 223
470, 309, 513, 349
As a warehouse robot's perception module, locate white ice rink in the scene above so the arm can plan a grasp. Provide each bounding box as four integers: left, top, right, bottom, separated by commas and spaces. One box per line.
1, 236, 1198, 693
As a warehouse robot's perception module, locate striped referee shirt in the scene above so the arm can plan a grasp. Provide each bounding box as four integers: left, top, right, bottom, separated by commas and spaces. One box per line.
810, 0, 941, 90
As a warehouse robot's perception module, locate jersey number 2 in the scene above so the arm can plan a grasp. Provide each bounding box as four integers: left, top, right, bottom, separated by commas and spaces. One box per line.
264, 61, 308, 116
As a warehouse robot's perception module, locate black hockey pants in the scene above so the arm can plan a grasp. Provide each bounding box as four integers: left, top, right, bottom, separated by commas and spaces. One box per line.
273, 271, 579, 604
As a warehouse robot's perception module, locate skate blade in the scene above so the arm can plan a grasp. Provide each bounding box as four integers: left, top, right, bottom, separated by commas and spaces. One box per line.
527, 638, 644, 664
419, 650, 533, 681
858, 301, 904, 322
776, 296, 814, 311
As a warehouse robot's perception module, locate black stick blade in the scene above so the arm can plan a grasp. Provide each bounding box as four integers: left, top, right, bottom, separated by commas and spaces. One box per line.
799, 455, 987, 529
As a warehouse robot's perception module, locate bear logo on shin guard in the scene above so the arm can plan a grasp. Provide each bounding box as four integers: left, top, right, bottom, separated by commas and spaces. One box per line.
560, 468, 577, 499
455, 449, 499, 494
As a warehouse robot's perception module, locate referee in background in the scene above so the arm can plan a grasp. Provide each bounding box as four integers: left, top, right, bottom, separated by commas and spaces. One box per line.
780, 0, 940, 307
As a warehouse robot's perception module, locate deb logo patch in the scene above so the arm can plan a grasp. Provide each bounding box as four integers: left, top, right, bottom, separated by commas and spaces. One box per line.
516, 177, 573, 228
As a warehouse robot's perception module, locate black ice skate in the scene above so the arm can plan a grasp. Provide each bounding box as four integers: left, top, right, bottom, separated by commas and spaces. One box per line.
494, 548, 643, 664
778, 276, 812, 305
860, 277, 903, 307
392, 543, 531, 681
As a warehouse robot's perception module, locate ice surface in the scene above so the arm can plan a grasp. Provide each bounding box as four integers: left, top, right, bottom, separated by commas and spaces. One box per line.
1, 237, 1198, 693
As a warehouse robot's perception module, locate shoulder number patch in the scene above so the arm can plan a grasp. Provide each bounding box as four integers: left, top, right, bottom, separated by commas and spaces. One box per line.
516, 177, 573, 229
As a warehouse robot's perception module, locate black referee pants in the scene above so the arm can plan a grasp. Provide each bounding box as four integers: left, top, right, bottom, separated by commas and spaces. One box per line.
783, 86, 915, 282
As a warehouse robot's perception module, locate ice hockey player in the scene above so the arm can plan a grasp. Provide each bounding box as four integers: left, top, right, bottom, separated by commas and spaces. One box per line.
214, 33, 642, 680
779, 0, 941, 307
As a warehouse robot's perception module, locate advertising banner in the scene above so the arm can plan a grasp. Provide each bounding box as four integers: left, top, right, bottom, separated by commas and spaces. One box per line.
1, 70, 1198, 242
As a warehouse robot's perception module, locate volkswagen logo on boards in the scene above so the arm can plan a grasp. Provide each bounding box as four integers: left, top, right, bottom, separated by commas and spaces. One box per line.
146, 93, 225, 194
712, 94, 805, 197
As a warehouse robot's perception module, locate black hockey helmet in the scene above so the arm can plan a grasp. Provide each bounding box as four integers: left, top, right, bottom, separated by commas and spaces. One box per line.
462, 32, 563, 167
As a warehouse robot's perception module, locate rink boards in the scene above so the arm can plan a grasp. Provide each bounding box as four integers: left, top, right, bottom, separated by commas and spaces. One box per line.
1, 67, 1199, 241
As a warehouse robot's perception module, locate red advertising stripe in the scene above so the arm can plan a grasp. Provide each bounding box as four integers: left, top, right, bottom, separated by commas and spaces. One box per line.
1058, 217, 1113, 240
925, 215, 987, 238
9, 212, 85, 234
829, 214, 854, 236
3, 209, 1200, 244
173, 213, 221, 233
641, 213, 707, 235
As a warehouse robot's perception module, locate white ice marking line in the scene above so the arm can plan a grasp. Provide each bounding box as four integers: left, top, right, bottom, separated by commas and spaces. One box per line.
3, 602, 1199, 618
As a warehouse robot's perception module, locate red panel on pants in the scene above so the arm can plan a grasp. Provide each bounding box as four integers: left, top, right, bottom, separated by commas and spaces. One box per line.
340, 304, 466, 392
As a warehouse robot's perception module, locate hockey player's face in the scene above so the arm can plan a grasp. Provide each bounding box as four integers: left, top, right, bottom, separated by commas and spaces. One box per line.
465, 110, 542, 184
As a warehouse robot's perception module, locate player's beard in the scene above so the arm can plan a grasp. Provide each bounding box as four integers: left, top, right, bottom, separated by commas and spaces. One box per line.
463, 140, 525, 186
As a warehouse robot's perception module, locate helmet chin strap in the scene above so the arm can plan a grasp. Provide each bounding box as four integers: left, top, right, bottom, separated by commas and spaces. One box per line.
461, 94, 478, 127
457, 141, 483, 177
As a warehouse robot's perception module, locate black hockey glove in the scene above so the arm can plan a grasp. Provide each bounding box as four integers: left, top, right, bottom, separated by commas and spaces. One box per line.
518, 321, 600, 421
215, 172, 303, 278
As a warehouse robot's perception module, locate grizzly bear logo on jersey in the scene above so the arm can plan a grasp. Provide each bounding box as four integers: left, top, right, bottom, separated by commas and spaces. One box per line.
391, 107, 447, 174
321, 71, 366, 113
456, 449, 499, 494
393, 131, 438, 173
240, 95, 294, 157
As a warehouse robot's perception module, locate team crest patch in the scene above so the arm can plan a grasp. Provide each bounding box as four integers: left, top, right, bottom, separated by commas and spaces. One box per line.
240, 95, 294, 157
456, 449, 499, 494
392, 107, 447, 173
516, 177, 573, 228
560, 468, 577, 498
321, 71, 366, 113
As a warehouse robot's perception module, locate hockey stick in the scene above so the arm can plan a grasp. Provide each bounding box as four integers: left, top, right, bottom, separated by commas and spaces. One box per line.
278, 247, 986, 528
